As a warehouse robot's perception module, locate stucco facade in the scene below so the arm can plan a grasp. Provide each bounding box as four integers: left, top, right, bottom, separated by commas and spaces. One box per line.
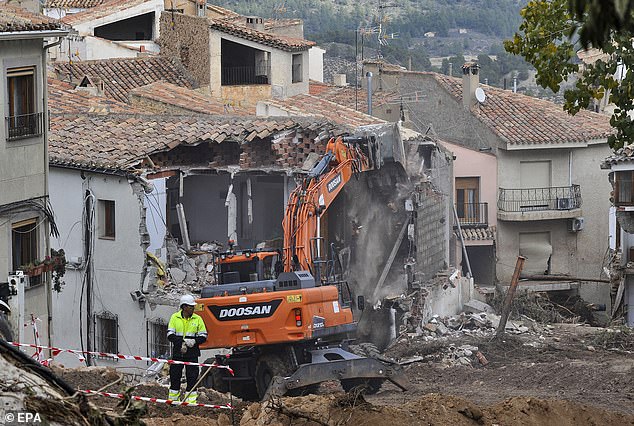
48, 167, 175, 368
0, 24, 67, 346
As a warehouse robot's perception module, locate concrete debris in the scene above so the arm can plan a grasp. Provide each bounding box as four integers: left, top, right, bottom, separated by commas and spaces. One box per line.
463, 299, 495, 314
169, 267, 187, 284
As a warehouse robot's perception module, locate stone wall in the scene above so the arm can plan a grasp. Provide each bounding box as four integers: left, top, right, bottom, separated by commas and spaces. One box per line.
159, 13, 210, 86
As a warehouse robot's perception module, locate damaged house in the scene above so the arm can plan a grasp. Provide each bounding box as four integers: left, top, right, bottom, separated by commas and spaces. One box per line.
360, 60, 614, 315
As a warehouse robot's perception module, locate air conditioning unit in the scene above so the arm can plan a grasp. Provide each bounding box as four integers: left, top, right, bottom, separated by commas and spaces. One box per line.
568, 217, 585, 232
557, 197, 573, 210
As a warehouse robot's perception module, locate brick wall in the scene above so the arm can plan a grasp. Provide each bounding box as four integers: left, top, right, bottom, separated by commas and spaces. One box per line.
159, 13, 210, 86
148, 131, 328, 171
416, 186, 448, 278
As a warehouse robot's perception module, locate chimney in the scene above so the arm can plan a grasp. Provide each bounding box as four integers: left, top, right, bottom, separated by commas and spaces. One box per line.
245, 16, 265, 32
333, 74, 347, 86
462, 62, 480, 108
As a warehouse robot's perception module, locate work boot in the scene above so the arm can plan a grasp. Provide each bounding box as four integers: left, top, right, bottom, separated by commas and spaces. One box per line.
185, 391, 198, 404
168, 389, 181, 402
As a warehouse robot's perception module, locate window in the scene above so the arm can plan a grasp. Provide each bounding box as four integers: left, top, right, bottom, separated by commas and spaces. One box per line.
95, 311, 118, 355
98, 200, 116, 239
12, 219, 41, 287
147, 318, 170, 358
456, 177, 480, 224
615, 171, 634, 205
292, 54, 303, 83
6, 67, 42, 140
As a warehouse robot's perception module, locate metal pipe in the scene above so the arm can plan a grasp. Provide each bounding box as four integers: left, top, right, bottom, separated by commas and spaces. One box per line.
366, 71, 373, 116
452, 205, 472, 278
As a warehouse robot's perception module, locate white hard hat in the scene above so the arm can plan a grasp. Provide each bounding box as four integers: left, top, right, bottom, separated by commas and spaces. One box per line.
179, 294, 196, 307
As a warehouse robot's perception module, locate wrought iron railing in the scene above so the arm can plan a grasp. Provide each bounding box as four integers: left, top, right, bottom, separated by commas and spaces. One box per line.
221, 62, 270, 86
6, 112, 43, 140
498, 185, 582, 212
456, 202, 488, 227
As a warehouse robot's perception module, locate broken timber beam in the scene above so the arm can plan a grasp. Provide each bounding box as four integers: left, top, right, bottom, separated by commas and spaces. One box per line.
496, 256, 526, 337
522, 275, 609, 283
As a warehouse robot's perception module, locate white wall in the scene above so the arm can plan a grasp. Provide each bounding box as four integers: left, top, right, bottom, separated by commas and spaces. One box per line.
71, 0, 163, 40
309, 46, 324, 83
49, 168, 150, 369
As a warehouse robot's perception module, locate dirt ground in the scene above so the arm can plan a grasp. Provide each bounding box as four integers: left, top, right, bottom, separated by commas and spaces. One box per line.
53, 324, 634, 425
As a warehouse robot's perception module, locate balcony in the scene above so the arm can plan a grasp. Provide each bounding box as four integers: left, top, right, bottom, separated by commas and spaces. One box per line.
221, 62, 270, 86
456, 202, 488, 228
497, 185, 582, 221
6, 112, 43, 141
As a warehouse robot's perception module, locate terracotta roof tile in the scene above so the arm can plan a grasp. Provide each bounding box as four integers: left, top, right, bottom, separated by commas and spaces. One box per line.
207, 17, 314, 52
62, 0, 148, 24
44, 0, 105, 8
428, 72, 613, 146
48, 78, 138, 114
308, 81, 400, 112
602, 145, 634, 168
49, 114, 349, 171
461, 225, 496, 241
53, 57, 195, 103
129, 81, 253, 115
260, 94, 385, 127
0, 2, 64, 32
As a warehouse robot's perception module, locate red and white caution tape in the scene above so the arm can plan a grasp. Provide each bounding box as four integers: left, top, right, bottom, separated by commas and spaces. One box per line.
7, 341, 233, 374
79, 389, 232, 410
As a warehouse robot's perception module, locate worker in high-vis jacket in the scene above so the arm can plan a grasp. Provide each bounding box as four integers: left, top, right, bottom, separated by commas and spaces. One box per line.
167, 294, 207, 403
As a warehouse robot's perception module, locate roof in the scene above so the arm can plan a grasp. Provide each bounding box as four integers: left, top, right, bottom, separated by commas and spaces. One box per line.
0, 2, 64, 32
49, 114, 348, 171
602, 145, 634, 168
207, 17, 314, 52
427, 72, 613, 146
53, 57, 195, 103
48, 78, 138, 114
461, 226, 496, 242
128, 81, 254, 116
260, 94, 385, 128
62, 0, 149, 25
44, 0, 105, 9
309, 81, 399, 112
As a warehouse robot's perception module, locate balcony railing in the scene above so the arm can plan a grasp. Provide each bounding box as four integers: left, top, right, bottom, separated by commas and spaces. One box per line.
221, 63, 270, 86
6, 112, 43, 140
498, 185, 581, 212
456, 202, 488, 227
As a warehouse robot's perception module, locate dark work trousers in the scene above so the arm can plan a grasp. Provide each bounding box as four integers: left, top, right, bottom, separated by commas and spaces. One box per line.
169, 356, 199, 391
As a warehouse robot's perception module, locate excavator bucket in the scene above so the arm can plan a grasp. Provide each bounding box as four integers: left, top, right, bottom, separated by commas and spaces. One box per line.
354, 123, 406, 169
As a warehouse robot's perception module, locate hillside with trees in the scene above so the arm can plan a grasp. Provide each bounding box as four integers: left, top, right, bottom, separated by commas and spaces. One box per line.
214, 0, 532, 89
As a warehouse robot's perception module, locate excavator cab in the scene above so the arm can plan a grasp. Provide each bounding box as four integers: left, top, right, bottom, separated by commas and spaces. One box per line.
214, 249, 281, 284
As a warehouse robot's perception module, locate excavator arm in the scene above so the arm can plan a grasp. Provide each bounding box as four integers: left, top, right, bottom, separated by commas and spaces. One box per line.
282, 135, 377, 273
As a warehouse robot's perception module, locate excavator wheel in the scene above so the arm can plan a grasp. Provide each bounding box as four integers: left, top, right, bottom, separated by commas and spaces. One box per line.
201, 359, 230, 394
255, 352, 293, 399
340, 343, 383, 395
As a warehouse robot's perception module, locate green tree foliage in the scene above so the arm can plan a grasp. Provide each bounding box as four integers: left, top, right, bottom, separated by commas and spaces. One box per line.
569, 0, 634, 48
505, 0, 634, 149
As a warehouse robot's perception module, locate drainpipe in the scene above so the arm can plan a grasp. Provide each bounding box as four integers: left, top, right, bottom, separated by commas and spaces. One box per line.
42, 36, 66, 353
366, 71, 373, 116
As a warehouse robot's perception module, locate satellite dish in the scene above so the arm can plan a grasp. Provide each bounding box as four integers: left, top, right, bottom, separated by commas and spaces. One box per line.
475, 87, 486, 103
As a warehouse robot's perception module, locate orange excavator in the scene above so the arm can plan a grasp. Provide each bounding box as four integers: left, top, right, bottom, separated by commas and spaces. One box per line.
195, 128, 408, 400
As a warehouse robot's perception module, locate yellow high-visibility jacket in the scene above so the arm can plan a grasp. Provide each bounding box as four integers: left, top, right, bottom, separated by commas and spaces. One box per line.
167, 310, 207, 358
